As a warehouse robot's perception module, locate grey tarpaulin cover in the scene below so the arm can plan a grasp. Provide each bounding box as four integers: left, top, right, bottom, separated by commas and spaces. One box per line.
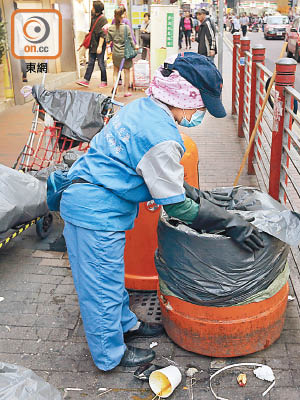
155, 187, 300, 307
0, 164, 48, 233
32, 85, 111, 142
0, 362, 62, 399
225, 186, 300, 247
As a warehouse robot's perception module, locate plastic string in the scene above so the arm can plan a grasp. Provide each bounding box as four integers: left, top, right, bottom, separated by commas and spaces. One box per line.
209, 362, 275, 400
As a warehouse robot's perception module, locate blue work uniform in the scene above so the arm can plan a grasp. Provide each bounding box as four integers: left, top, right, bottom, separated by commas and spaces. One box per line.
60, 96, 186, 371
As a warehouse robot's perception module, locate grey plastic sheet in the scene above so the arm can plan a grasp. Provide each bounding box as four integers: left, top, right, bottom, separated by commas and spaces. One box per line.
32, 85, 111, 142
226, 186, 300, 246
155, 187, 295, 307
0, 164, 48, 233
0, 362, 62, 400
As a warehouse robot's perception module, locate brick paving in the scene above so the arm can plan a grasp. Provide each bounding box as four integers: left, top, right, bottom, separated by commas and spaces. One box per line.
0, 44, 300, 399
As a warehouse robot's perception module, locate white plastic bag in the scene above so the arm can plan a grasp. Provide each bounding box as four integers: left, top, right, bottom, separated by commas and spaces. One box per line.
0, 362, 62, 400
133, 60, 150, 87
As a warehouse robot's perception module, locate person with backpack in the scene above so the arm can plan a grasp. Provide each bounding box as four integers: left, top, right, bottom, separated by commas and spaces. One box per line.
76, 1, 108, 88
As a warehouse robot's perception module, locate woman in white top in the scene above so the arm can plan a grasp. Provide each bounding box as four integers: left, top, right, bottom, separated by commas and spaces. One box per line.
232, 15, 240, 34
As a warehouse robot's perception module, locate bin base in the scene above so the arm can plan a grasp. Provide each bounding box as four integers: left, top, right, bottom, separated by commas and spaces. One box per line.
125, 274, 158, 291
158, 283, 288, 357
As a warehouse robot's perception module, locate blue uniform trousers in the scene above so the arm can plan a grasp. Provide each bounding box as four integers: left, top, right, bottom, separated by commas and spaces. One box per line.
63, 221, 138, 371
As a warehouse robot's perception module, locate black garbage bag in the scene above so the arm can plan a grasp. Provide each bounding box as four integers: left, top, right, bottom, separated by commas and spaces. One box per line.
32, 85, 112, 142
155, 187, 300, 307
0, 362, 62, 399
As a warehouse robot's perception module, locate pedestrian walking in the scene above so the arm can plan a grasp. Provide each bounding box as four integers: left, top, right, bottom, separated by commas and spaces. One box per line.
140, 12, 151, 60
108, 7, 138, 97
262, 13, 268, 32
231, 15, 240, 34
240, 13, 249, 37
111, 5, 137, 87
223, 15, 227, 30
226, 15, 232, 32
60, 51, 264, 372
180, 11, 193, 50
76, 1, 108, 88
112, 6, 137, 45
195, 9, 217, 62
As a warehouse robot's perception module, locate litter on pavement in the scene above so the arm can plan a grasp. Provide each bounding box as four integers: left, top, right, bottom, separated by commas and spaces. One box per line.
149, 365, 182, 398
0, 362, 62, 400
209, 362, 276, 400
237, 373, 247, 386
253, 365, 275, 382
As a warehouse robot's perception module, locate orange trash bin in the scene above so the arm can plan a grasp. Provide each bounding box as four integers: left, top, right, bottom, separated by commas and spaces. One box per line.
158, 283, 289, 357
124, 133, 199, 291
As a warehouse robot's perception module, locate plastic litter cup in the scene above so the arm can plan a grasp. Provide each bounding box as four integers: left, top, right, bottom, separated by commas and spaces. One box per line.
149, 366, 182, 398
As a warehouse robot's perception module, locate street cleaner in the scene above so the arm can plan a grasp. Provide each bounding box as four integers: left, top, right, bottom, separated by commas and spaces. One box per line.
60, 53, 264, 371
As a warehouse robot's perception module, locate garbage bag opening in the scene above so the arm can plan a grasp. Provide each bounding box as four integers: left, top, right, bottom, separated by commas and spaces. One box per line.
156, 187, 295, 307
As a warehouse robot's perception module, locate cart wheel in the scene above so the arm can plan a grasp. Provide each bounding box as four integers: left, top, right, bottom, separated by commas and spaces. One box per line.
36, 213, 53, 239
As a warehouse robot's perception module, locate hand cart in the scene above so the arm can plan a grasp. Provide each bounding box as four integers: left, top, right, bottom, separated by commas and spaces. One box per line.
0, 77, 123, 250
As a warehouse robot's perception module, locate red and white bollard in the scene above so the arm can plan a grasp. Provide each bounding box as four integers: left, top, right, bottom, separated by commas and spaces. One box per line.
238, 37, 250, 138
248, 44, 266, 175
232, 33, 240, 115
269, 58, 297, 200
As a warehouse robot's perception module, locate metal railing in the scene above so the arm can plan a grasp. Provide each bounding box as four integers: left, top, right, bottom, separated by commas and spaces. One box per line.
281, 87, 300, 211
231, 33, 300, 216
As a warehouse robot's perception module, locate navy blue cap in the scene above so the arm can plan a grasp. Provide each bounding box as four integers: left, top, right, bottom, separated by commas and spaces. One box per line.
164, 52, 226, 118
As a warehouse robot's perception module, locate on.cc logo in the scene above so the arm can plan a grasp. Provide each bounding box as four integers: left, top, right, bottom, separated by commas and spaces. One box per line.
12, 9, 62, 60
23, 16, 50, 44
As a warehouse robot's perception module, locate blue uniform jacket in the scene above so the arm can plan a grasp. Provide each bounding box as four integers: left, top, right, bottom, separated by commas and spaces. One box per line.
60, 97, 186, 231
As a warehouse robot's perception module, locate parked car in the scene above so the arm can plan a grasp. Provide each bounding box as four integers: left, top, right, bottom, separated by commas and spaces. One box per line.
286, 16, 300, 62
264, 15, 289, 39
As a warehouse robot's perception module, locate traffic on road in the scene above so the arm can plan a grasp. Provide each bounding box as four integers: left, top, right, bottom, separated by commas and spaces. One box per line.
227, 24, 300, 91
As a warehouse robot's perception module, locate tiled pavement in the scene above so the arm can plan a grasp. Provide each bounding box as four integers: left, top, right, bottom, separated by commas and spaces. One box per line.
0, 44, 300, 399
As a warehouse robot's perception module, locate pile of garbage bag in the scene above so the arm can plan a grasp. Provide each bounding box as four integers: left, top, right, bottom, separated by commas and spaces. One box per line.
156, 187, 300, 307
0, 150, 85, 233
0, 164, 48, 234
0, 362, 62, 399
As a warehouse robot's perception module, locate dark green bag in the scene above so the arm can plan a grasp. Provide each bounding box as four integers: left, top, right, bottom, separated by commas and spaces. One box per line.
124, 25, 137, 60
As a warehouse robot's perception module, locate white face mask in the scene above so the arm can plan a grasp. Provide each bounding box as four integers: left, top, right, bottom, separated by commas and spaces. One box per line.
179, 109, 206, 128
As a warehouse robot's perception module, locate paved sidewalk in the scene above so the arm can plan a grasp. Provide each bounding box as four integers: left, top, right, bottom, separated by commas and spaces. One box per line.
0, 44, 300, 399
